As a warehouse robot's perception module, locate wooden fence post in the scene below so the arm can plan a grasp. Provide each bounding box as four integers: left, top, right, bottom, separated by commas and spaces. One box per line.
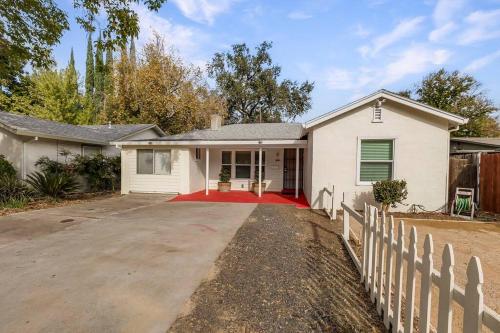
419, 234, 434, 333
370, 206, 379, 301
343, 194, 349, 240
376, 212, 386, 315
384, 216, 395, 329
463, 256, 484, 333
437, 244, 455, 333
365, 205, 374, 291
392, 220, 405, 333
404, 227, 418, 333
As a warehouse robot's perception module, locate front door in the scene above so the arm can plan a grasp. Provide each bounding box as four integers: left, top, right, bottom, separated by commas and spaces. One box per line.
283, 148, 303, 194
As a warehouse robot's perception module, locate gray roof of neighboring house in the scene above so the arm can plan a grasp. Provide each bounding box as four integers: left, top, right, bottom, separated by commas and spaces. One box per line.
148, 123, 305, 141
0, 111, 161, 144
450, 137, 500, 148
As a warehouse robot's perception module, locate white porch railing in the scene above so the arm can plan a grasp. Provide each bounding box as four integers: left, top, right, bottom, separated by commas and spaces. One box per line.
341, 200, 500, 333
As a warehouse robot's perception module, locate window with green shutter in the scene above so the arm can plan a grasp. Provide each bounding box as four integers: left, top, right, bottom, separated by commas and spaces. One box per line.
359, 139, 394, 182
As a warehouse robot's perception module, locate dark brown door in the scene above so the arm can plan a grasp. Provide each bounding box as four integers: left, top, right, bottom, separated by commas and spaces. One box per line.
283, 148, 303, 193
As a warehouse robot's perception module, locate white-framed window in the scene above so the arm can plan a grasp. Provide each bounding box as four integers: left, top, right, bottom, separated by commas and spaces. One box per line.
137, 149, 171, 175
235, 151, 251, 179
221, 151, 232, 176
372, 107, 383, 122
254, 151, 266, 180
195, 148, 201, 161
82, 145, 102, 157
357, 139, 394, 185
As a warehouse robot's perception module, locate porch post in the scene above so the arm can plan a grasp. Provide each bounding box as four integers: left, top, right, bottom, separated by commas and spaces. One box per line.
258, 147, 262, 197
205, 148, 209, 195
295, 147, 299, 198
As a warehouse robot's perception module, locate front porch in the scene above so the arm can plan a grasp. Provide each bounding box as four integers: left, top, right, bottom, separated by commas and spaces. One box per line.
171, 190, 310, 208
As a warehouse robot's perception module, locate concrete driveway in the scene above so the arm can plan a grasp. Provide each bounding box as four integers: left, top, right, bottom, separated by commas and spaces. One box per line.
0, 194, 256, 333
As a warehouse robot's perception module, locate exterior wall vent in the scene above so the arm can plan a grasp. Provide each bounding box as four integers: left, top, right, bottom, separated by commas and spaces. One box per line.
372, 107, 383, 123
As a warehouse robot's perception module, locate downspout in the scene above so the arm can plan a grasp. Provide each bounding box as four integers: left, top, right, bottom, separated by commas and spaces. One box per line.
445, 125, 460, 212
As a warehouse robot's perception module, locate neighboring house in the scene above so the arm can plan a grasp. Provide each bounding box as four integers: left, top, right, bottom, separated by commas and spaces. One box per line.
113, 90, 468, 212
0, 111, 164, 179
450, 137, 500, 154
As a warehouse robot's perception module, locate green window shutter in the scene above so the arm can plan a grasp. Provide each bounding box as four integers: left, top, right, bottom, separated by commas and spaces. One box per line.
360, 162, 392, 182
361, 140, 393, 160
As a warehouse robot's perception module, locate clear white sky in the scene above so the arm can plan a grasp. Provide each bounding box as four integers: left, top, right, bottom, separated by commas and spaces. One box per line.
53, 0, 500, 122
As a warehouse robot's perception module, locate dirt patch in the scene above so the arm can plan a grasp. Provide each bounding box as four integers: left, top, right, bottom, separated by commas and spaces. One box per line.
0, 192, 119, 217
169, 205, 385, 333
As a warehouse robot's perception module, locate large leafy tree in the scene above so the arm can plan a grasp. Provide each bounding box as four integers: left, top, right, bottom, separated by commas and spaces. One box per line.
0, 0, 167, 88
207, 41, 314, 124
405, 69, 499, 137
102, 35, 225, 134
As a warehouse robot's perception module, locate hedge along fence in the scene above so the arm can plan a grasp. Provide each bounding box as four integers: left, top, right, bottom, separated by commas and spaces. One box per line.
341, 200, 500, 333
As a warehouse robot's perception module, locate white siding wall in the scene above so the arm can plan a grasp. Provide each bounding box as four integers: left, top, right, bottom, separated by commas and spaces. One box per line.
206, 148, 284, 192
309, 101, 450, 212
24, 138, 83, 177
189, 148, 206, 193
0, 127, 23, 177
121, 147, 189, 194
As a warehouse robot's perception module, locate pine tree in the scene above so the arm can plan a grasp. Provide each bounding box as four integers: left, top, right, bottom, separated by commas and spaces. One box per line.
94, 33, 105, 121
85, 33, 94, 97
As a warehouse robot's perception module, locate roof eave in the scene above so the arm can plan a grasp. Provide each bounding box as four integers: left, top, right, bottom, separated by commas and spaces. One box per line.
15, 128, 107, 145
111, 139, 308, 147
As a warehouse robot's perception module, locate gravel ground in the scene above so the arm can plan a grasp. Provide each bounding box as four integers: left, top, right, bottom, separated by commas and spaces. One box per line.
169, 204, 385, 333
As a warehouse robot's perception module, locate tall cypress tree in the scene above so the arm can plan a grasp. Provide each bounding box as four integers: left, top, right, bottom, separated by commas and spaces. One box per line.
94, 33, 105, 120
129, 37, 137, 70
85, 33, 94, 97
67, 48, 78, 95
104, 47, 114, 95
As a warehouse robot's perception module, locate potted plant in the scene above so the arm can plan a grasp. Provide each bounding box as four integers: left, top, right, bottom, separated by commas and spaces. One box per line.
218, 167, 231, 192
252, 169, 266, 194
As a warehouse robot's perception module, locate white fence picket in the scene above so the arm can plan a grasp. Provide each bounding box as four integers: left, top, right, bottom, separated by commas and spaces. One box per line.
376, 212, 386, 315
392, 220, 405, 333
370, 206, 379, 302
384, 216, 395, 329
419, 234, 434, 333
463, 257, 483, 332
404, 227, 418, 333
338, 200, 500, 333
437, 244, 454, 333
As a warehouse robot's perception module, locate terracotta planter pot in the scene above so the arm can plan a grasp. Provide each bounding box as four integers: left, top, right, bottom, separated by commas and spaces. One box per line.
252, 182, 266, 194
218, 182, 231, 192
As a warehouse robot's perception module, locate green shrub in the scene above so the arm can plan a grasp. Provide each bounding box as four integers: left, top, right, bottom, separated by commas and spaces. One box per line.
0, 155, 16, 177
372, 179, 408, 212
35, 156, 73, 175
26, 171, 79, 199
72, 154, 120, 191
0, 174, 32, 204
219, 167, 231, 182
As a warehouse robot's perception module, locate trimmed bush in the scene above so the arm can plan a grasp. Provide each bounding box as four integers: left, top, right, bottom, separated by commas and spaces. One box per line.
35, 156, 73, 175
0, 155, 16, 177
372, 179, 408, 212
72, 154, 120, 191
219, 167, 231, 182
26, 171, 79, 199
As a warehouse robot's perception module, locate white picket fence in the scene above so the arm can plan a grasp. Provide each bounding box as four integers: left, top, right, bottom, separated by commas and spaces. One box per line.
341, 201, 500, 333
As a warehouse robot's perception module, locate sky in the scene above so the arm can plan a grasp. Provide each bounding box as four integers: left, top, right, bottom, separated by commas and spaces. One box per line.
53, 0, 500, 122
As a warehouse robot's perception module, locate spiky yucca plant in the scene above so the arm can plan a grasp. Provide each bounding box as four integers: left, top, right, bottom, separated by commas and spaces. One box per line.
26, 171, 79, 199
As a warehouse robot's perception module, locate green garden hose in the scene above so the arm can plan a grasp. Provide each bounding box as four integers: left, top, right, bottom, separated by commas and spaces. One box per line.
455, 196, 472, 215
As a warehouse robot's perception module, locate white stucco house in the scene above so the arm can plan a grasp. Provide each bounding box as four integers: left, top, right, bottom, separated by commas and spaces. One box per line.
0, 111, 164, 179
113, 90, 468, 212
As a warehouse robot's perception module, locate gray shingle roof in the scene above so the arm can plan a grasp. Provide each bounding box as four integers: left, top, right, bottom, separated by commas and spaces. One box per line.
0, 111, 157, 144
451, 137, 500, 147
150, 123, 305, 141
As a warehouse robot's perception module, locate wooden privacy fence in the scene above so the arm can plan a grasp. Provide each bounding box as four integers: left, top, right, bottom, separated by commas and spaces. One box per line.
479, 153, 500, 213
341, 201, 500, 333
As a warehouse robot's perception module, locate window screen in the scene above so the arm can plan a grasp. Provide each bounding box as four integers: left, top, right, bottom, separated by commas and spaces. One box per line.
359, 140, 393, 182
154, 150, 171, 175
235, 151, 251, 179
137, 149, 154, 174
221, 151, 232, 176
82, 145, 102, 157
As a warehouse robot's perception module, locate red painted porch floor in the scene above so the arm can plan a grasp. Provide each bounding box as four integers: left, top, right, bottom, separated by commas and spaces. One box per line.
170, 190, 310, 209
